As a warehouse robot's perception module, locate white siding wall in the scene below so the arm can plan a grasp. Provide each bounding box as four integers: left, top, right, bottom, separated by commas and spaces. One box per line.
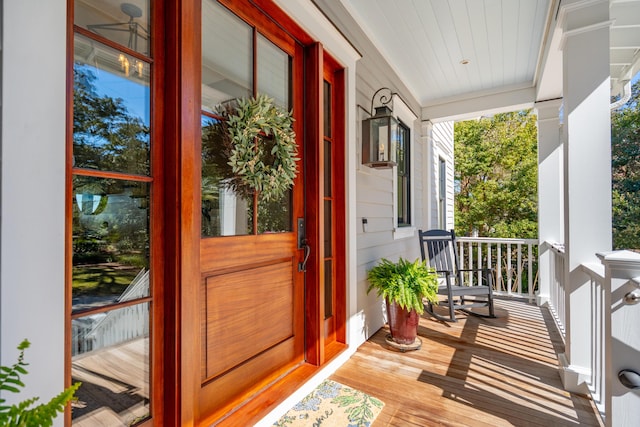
426, 121, 455, 230
1, 0, 67, 420
353, 50, 429, 340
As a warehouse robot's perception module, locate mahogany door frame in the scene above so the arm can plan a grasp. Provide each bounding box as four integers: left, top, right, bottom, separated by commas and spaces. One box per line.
167, 0, 349, 424
304, 44, 347, 366
65, 0, 169, 425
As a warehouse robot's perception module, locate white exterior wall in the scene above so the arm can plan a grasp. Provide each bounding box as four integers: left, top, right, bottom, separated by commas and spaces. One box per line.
355, 103, 422, 339
425, 120, 455, 231
1, 0, 67, 420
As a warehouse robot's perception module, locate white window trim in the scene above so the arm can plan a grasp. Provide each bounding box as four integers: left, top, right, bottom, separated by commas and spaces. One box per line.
392, 95, 417, 240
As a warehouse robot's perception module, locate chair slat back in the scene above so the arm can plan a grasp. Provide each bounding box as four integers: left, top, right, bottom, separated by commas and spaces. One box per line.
418, 229, 461, 277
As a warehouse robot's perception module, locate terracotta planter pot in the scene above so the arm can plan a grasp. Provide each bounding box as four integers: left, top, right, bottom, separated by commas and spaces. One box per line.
386, 299, 419, 345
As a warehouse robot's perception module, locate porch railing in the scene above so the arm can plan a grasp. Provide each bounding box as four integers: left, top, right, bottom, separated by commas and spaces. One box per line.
580, 261, 606, 416
456, 237, 538, 300
543, 242, 640, 427
549, 243, 566, 335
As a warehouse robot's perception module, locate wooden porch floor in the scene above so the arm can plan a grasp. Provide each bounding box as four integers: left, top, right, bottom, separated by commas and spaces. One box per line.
330, 298, 603, 427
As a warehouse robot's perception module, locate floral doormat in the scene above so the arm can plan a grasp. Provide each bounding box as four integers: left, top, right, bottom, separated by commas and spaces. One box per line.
273, 379, 384, 426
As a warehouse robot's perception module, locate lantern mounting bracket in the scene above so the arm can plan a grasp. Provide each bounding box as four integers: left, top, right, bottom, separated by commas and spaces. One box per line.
370, 87, 397, 117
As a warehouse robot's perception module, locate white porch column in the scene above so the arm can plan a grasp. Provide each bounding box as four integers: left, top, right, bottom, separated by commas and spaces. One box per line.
599, 251, 640, 427
557, 0, 613, 393
535, 99, 563, 306
421, 120, 435, 229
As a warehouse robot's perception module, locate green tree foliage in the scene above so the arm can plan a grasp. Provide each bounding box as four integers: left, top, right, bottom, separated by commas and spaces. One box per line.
454, 110, 538, 238
611, 81, 640, 250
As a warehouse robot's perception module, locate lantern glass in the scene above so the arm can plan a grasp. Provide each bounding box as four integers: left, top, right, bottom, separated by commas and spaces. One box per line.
362, 106, 398, 168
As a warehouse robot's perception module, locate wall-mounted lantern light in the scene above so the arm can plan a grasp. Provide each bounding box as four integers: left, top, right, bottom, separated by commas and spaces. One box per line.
362, 87, 398, 169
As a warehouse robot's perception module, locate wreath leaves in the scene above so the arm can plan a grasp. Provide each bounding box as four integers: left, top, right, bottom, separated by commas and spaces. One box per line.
224, 94, 299, 202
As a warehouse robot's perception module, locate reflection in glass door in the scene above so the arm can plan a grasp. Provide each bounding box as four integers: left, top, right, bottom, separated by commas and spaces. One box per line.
70, 1, 154, 424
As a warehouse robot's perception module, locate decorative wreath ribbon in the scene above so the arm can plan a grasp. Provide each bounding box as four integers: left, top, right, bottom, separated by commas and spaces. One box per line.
226, 94, 299, 202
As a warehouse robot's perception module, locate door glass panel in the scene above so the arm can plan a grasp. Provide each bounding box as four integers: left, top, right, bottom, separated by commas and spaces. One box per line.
201, 2, 294, 236
71, 303, 150, 425
256, 34, 292, 233
324, 140, 332, 197
323, 81, 331, 138
75, 0, 151, 55
201, 116, 252, 237
257, 34, 290, 109
324, 260, 333, 319
257, 192, 292, 234
72, 176, 150, 313
202, 0, 253, 112
73, 34, 150, 175
324, 200, 332, 258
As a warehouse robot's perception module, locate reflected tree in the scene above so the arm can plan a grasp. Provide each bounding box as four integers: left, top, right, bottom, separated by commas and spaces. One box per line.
73, 66, 150, 175
72, 66, 150, 297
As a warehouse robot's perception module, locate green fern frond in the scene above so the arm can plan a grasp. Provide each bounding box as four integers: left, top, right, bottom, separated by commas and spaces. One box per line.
0, 340, 81, 427
367, 257, 439, 313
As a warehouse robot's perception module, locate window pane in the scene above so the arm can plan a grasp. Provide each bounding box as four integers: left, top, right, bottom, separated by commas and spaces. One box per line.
324, 81, 331, 138
324, 140, 332, 197
324, 200, 332, 258
74, 34, 150, 175
71, 303, 150, 425
397, 124, 410, 226
324, 260, 333, 319
202, 0, 253, 112
72, 177, 150, 313
257, 192, 292, 234
75, 0, 150, 55
201, 116, 252, 237
257, 34, 290, 109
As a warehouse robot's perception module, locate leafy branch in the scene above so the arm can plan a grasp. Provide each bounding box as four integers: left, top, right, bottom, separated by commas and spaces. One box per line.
0, 339, 81, 427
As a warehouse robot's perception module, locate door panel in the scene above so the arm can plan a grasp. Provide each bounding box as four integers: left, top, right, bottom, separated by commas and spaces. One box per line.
203, 258, 295, 379
196, 1, 304, 421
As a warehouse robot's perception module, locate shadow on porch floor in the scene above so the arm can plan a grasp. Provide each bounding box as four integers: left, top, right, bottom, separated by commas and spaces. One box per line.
330, 298, 603, 427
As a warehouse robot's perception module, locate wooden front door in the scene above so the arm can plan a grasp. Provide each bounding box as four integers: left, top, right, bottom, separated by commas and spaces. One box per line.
196, 0, 305, 421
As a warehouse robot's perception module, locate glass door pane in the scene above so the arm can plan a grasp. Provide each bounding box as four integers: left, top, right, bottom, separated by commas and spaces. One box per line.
72, 1, 153, 424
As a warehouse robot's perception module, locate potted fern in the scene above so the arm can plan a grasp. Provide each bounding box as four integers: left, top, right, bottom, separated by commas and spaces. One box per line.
367, 258, 439, 345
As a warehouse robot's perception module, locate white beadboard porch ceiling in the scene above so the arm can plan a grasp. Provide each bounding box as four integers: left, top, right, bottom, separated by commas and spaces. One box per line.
340, 0, 640, 107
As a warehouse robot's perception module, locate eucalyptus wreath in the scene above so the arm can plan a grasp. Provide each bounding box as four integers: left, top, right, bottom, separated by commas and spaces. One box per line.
224, 94, 299, 202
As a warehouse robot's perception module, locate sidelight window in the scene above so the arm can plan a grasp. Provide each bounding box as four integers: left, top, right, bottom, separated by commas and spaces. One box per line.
70, 0, 153, 424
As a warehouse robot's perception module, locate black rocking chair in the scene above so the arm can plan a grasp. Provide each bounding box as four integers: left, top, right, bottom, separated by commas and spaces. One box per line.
418, 229, 496, 322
